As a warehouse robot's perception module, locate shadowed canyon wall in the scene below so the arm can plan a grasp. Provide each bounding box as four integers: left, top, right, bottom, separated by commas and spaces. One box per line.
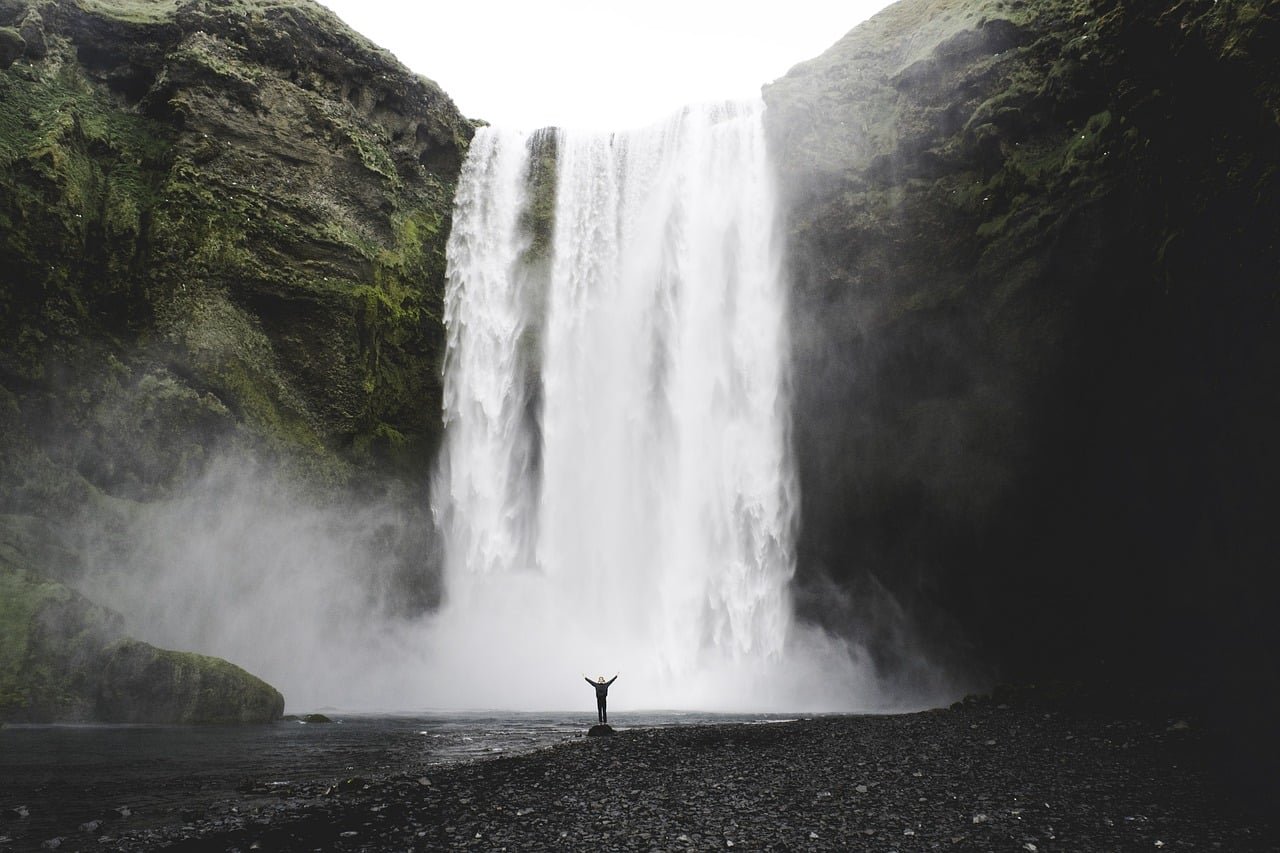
765, 0, 1280, 784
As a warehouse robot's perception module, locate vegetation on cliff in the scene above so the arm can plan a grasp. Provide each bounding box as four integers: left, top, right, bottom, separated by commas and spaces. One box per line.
0, 0, 473, 720
0, 0, 473, 496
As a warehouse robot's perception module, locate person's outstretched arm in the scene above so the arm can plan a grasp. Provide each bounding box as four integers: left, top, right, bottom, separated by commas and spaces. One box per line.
584, 675, 596, 687
606, 673, 618, 686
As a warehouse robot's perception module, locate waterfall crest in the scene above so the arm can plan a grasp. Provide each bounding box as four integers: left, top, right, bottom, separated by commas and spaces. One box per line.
432, 101, 872, 710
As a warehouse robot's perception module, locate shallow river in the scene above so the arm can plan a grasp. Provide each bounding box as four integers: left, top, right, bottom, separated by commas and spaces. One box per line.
0, 711, 796, 844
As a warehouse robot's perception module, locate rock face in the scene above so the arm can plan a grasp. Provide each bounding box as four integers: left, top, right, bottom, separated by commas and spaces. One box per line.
764, 0, 1280, 708
0, 558, 284, 723
0, 0, 472, 500
0, 0, 471, 721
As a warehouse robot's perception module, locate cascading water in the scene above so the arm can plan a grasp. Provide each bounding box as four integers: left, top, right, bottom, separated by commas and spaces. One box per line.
431, 101, 875, 711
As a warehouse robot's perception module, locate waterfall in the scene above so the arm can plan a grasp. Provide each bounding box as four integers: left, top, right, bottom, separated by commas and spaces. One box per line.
432, 101, 870, 710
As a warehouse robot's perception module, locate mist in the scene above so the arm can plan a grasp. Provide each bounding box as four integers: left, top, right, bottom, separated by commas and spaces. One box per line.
72, 456, 440, 712
46, 106, 968, 718
61, 444, 956, 713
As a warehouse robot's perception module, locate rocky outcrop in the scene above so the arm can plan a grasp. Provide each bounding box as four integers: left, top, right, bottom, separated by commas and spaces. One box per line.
0, 0, 473, 502
0, 557, 283, 723
97, 638, 284, 724
764, 0, 1280, 706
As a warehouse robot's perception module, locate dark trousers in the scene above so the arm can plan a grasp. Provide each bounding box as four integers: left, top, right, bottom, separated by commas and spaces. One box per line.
597, 697, 607, 723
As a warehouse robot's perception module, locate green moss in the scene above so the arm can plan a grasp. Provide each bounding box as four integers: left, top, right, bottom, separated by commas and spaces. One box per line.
0, 60, 175, 378
521, 128, 558, 262
74, 0, 181, 24
98, 638, 285, 723
0, 558, 123, 720
170, 30, 262, 95
2, 0, 470, 496
1, 555, 284, 723
0, 564, 57, 712
347, 122, 399, 187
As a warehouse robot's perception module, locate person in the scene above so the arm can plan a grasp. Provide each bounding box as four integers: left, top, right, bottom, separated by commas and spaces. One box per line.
583, 673, 618, 724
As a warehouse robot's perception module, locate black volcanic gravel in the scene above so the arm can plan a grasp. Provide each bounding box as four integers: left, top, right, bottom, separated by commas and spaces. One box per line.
7, 696, 1278, 852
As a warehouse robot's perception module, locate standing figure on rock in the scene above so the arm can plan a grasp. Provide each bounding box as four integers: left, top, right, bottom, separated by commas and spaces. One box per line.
583, 673, 618, 724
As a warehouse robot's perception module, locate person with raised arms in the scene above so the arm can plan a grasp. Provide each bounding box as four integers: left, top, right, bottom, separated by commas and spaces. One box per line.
583, 673, 618, 724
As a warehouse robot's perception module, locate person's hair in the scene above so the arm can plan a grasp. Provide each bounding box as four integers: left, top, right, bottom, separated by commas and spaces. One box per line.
598, 675, 605, 682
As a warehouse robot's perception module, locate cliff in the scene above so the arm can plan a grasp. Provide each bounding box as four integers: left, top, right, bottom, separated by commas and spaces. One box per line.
0, 0, 472, 720
0, 0, 472, 499
764, 0, 1280, 767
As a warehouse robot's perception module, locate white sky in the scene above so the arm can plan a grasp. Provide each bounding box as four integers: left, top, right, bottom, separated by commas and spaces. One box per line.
315, 1, 894, 131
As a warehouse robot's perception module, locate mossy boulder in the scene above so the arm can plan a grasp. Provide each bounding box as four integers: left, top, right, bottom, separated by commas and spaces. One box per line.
764, 0, 1280, 696
0, 556, 122, 719
0, 557, 283, 723
97, 639, 284, 724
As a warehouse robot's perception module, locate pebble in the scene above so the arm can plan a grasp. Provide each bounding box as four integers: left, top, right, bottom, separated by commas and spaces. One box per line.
13, 700, 1276, 851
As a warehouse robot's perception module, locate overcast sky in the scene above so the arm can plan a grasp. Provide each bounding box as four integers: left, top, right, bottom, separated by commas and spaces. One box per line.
315, 1, 894, 130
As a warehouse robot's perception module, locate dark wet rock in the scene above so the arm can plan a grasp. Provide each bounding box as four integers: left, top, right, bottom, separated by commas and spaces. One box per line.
15, 8, 44, 59
587, 724, 615, 737
763, 0, 1280, 748
0, 25, 23, 67
302, 713, 334, 724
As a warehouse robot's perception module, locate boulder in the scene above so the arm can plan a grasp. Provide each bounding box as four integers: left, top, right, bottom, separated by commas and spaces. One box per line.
0, 558, 283, 724
96, 639, 284, 724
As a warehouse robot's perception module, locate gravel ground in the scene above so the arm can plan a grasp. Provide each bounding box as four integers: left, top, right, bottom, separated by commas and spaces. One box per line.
5, 693, 1277, 852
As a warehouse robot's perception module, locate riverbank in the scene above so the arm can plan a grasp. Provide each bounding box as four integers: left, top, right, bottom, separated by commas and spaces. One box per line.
5, 692, 1277, 851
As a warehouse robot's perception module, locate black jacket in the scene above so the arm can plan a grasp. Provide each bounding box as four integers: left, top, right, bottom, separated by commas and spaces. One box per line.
585, 676, 617, 698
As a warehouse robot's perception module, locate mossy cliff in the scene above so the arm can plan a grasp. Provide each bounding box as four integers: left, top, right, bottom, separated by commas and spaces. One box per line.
0, 0, 472, 496
765, 0, 1280, 726
0, 0, 472, 720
